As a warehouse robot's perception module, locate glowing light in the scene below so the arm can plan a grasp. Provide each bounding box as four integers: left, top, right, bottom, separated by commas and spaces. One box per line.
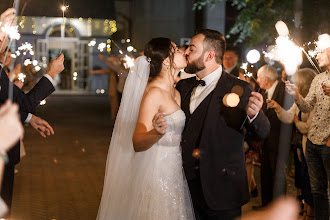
18, 73, 26, 82
73, 72, 78, 77
96, 89, 100, 94
274, 36, 302, 75
40, 99, 46, 105
223, 93, 240, 108
98, 43, 106, 52
61, 5, 69, 12
127, 46, 134, 52
119, 50, 123, 54
73, 76, 77, 81
18, 42, 33, 51
16, 51, 20, 56
315, 34, 330, 50
32, 60, 38, 66
24, 59, 32, 66
123, 55, 135, 69
240, 63, 248, 72
126, 39, 131, 43
246, 49, 260, 64
35, 66, 41, 72
308, 50, 317, 58
192, 149, 200, 159
11, 54, 17, 58
1, 23, 20, 40
29, 51, 34, 56
101, 89, 105, 94
88, 39, 96, 47
275, 21, 289, 36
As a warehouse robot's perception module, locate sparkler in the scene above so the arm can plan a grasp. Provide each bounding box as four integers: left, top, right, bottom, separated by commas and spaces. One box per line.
123, 55, 135, 69
98, 43, 106, 52
18, 73, 26, 82
60, 5, 69, 53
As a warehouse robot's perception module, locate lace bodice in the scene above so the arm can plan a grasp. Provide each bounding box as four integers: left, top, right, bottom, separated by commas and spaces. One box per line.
157, 110, 186, 147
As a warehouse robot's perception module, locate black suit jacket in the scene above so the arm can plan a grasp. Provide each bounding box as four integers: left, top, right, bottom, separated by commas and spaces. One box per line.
0, 69, 55, 166
177, 71, 270, 211
262, 81, 294, 153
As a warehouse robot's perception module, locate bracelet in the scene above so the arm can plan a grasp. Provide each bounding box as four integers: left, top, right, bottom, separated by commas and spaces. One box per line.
0, 153, 9, 165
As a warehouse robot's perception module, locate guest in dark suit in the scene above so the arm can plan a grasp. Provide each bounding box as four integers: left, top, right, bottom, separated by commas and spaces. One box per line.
0, 48, 64, 215
171, 29, 269, 220
256, 65, 294, 207
223, 50, 239, 77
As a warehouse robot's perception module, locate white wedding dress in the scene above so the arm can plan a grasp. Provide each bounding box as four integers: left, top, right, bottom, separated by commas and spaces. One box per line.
126, 110, 194, 220
97, 56, 194, 220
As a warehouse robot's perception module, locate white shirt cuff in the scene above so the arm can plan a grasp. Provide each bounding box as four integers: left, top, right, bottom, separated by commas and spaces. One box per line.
247, 111, 259, 123
43, 74, 55, 87
25, 113, 32, 123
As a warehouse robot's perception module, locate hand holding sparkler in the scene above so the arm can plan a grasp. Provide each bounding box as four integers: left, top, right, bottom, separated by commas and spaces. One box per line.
285, 81, 299, 100
0, 8, 16, 53
266, 99, 281, 112
45, 54, 65, 79
246, 92, 264, 119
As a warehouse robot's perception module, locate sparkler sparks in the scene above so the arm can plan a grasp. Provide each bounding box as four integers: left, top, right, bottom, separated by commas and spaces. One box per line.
18, 42, 33, 51
315, 34, 330, 51
1, 23, 20, 40
98, 43, 106, 52
123, 55, 135, 69
18, 73, 26, 82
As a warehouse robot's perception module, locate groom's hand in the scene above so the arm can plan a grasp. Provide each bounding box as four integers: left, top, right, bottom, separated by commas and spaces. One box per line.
246, 92, 263, 118
152, 111, 167, 135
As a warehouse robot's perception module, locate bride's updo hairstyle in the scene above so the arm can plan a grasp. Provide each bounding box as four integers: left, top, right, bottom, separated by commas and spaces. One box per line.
144, 37, 175, 79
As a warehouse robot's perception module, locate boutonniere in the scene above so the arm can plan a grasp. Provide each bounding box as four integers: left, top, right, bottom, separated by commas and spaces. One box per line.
222, 85, 244, 108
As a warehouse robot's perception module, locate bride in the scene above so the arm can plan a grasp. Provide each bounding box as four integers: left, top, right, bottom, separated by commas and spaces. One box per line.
97, 38, 194, 220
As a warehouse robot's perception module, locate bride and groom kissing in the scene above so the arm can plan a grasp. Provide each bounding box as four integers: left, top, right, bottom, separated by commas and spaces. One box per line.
97, 29, 270, 220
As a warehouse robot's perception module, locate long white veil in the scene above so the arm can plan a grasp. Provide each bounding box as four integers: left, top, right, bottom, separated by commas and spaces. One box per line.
97, 56, 150, 219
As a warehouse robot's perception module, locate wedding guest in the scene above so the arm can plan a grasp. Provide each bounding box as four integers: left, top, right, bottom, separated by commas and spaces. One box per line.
268, 68, 316, 219
223, 50, 239, 77
0, 101, 23, 217
257, 65, 294, 207
0, 35, 64, 216
286, 41, 330, 220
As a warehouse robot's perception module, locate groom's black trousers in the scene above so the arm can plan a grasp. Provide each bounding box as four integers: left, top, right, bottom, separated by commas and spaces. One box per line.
187, 177, 241, 220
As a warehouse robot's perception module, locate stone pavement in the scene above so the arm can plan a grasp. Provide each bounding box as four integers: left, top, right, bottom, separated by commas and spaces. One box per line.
9, 94, 296, 220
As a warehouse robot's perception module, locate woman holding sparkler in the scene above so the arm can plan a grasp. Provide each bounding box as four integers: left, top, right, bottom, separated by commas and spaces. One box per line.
286, 35, 330, 220
97, 38, 194, 220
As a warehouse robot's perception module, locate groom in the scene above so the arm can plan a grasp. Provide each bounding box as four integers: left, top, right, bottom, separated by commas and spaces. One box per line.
176, 29, 270, 219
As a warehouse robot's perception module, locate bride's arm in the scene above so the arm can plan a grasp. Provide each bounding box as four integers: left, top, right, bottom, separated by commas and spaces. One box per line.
133, 88, 167, 152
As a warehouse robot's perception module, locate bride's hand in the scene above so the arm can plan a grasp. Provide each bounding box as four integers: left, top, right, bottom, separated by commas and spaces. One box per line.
152, 111, 167, 135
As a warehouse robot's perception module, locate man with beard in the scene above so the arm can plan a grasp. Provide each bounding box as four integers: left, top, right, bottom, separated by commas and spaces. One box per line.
156, 29, 270, 219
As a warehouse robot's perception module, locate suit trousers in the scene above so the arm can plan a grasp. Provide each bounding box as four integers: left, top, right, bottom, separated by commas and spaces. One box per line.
187, 177, 241, 220
0, 165, 15, 217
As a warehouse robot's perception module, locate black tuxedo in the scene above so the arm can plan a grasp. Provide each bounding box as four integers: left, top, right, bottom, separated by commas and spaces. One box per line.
260, 80, 294, 206
0, 68, 55, 213
176, 71, 270, 217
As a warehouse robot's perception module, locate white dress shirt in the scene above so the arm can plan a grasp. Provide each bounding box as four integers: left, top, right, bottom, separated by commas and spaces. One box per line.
190, 66, 222, 113
266, 80, 278, 100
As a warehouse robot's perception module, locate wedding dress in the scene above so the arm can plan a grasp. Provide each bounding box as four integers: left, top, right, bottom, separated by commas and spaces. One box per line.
97, 56, 194, 220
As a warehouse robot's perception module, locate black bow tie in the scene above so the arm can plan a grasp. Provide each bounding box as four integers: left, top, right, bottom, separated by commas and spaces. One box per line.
192, 78, 206, 87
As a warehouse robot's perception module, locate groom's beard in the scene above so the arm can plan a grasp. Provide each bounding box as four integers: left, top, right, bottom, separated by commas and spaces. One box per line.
184, 55, 205, 74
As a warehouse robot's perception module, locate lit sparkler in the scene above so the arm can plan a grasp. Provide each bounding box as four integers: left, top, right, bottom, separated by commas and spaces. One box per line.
88, 39, 96, 47
123, 55, 135, 69
1, 23, 20, 40
18, 73, 26, 82
98, 43, 106, 52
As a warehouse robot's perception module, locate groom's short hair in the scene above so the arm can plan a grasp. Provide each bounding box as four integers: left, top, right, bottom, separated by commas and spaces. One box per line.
196, 29, 226, 65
